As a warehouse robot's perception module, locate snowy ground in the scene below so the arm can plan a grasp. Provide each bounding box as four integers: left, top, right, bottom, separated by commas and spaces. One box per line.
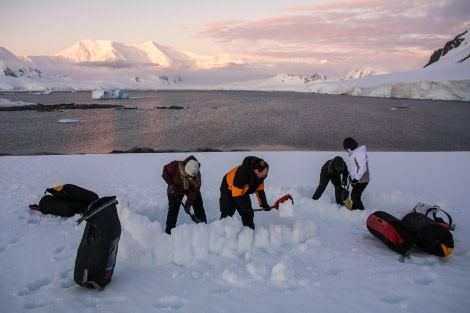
1, 151, 469, 313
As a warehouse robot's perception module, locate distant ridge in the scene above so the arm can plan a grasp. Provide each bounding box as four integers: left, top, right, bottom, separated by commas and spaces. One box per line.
424, 30, 469, 68
56, 40, 243, 70
340, 66, 385, 80
1, 31, 469, 100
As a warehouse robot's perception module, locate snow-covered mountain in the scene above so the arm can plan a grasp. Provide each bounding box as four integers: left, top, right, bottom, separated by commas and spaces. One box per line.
1, 31, 469, 100
56, 40, 192, 68
340, 66, 384, 80
55, 40, 243, 70
218, 30, 470, 101
0, 47, 44, 79
424, 30, 469, 68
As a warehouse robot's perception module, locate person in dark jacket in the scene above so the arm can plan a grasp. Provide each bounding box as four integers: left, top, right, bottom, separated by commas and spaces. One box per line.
162, 155, 207, 234
312, 156, 349, 205
219, 156, 271, 230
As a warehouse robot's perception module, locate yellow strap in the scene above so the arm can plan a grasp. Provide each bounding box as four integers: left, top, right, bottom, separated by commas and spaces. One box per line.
441, 244, 453, 257
52, 184, 64, 192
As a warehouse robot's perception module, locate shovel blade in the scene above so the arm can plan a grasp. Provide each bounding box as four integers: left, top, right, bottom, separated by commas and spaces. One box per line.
271, 194, 294, 209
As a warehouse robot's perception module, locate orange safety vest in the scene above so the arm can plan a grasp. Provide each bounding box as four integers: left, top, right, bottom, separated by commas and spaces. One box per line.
225, 165, 265, 205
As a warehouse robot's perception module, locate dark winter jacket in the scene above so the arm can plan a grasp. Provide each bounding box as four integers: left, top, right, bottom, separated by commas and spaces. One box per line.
220, 159, 268, 209
321, 158, 349, 185
162, 155, 201, 208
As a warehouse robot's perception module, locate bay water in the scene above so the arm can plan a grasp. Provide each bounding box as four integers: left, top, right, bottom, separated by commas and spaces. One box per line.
1, 90, 469, 155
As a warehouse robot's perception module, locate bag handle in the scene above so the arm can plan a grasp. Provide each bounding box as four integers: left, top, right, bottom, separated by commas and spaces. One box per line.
426, 207, 455, 230
411, 203, 455, 231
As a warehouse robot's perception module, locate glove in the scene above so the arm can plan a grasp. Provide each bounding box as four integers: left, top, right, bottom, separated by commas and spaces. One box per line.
351, 179, 359, 187
262, 204, 271, 211
183, 206, 191, 214
167, 184, 176, 194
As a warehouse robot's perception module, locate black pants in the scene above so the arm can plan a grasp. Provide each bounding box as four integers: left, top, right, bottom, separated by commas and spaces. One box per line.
351, 182, 368, 210
166, 192, 206, 234
219, 192, 255, 230
312, 173, 344, 204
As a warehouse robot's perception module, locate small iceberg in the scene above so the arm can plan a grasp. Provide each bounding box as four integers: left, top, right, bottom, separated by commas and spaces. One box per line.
92, 87, 129, 99
58, 119, 80, 123
30, 89, 53, 95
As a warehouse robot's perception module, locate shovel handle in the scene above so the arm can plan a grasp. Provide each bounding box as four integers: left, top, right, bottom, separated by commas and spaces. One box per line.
253, 205, 277, 212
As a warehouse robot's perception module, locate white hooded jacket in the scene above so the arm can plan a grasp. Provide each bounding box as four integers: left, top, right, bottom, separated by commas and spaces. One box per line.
346, 145, 370, 183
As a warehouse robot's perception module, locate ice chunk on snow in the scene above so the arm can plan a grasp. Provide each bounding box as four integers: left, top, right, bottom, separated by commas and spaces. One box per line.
279, 199, 294, 217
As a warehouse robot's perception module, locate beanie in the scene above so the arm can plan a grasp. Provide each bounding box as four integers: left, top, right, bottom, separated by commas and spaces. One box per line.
184, 159, 199, 177
343, 137, 358, 150
332, 156, 345, 172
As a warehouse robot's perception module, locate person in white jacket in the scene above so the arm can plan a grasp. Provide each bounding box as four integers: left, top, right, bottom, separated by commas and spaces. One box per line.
343, 137, 369, 210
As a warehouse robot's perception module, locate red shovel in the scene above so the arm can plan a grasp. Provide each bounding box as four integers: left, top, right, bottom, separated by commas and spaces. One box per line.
253, 194, 294, 211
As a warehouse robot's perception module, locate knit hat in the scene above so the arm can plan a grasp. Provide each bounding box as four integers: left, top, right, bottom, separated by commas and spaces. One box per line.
184, 160, 199, 177
343, 137, 358, 150
332, 156, 345, 172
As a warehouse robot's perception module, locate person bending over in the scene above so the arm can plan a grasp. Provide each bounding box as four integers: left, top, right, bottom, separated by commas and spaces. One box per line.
162, 155, 207, 234
219, 156, 271, 230
312, 156, 349, 205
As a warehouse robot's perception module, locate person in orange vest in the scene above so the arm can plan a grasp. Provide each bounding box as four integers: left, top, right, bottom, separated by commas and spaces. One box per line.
219, 156, 271, 229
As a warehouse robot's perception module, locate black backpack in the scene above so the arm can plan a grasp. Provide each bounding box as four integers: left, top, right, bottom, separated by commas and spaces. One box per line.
38, 195, 86, 217
46, 184, 99, 206
402, 210, 454, 257
74, 196, 121, 290
367, 204, 455, 257
34, 184, 99, 217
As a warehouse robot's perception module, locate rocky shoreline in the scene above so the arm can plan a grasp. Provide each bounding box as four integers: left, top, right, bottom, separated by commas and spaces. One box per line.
0, 103, 125, 111
0, 147, 250, 156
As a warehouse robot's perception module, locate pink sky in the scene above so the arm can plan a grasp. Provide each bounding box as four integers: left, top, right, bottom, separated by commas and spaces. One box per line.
196, 0, 470, 74
1, 0, 469, 76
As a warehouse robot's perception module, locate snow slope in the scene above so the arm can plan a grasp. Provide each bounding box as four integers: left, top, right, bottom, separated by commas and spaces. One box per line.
0, 151, 469, 313
219, 30, 470, 100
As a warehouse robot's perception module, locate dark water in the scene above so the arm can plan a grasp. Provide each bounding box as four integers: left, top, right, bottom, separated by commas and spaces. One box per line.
0, 90, 469, 155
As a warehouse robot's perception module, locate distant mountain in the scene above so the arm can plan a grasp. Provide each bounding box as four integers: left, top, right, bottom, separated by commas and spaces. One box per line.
0, 47, 44, 78
340, 66, 384, 80
273, 73, 329, 83
0, 32, 469, 101
55, 40, 243, 70
424, 30, 470, 68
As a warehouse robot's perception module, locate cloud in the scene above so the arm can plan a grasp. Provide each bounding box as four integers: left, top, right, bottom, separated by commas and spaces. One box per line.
196, 0, 470, 74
